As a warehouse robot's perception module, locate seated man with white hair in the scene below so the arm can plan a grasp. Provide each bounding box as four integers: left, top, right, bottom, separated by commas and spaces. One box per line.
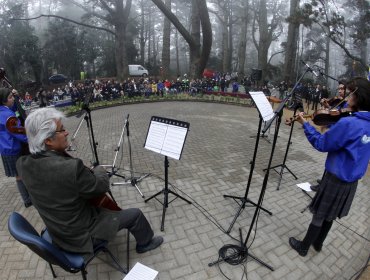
16, 107, 163, 259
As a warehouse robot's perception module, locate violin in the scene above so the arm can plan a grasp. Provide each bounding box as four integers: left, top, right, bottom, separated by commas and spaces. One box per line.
1, 70, 30, 154
285, 108, 354, 126
6, 116, 26, 134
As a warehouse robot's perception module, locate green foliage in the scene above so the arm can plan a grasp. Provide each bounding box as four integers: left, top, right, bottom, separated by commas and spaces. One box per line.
0, 3, 42, 86
42, 20, 82, 80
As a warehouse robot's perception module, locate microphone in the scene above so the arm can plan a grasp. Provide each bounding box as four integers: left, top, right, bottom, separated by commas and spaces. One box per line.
301, 60, 319, 77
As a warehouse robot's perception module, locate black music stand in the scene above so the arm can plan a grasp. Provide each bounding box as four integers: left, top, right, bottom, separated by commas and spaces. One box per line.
263, 66, 312, 190
144, 116, 192, 231
209, 65, 314, 272
265, 104, 299, 190
209, 92, 288, 272
223, 91, 273, 233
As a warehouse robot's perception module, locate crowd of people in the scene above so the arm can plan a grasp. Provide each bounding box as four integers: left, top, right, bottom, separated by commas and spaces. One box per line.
13, 74, 338, 112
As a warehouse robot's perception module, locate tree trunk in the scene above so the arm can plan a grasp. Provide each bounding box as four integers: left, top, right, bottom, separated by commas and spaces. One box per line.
115, 29, 128, 81
151, 0, 212, 79
237, 0, 249, 76
257, 0, 269, 83
189, 0, 201, 77
283, 0, 300, 82
139, 0, 145, 65
324, 35, 330, 86
161, 0, 171, 79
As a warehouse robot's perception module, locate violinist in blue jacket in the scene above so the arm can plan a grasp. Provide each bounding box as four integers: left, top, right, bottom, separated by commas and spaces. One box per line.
0, 88, 32, 207
289, 77, 370, 257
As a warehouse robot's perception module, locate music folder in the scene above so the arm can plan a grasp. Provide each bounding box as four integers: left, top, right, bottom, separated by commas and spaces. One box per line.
144, 116, 189, 160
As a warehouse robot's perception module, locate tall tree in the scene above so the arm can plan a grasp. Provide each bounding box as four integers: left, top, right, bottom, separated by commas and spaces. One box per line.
0, 3, 42, 86
209, 0, 239, 73
283, 0, 300, 83
301, 0, 369, 73
161, 0, 171, 79
151, 0, 212, 78
252, 0, 284, 82
43, 20, 81, 79
236, 0, 250, 76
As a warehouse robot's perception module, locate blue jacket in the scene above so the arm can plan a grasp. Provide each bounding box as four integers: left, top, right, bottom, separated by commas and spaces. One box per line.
303, 111, 370, 183
0, 106, 27, 156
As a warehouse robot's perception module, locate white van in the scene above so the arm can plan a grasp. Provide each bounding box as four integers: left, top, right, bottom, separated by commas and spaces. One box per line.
128, 65, 149, 77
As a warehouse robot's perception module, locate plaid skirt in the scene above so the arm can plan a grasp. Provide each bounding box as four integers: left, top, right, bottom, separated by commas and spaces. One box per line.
1, 154, 20, 177
309, 172, 358, 221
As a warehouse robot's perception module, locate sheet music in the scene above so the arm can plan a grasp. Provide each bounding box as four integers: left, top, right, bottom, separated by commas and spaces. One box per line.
123, 262, 158, 280
249, 91, 274, 121
144, 117, 189, 160
296, 182, 312, 192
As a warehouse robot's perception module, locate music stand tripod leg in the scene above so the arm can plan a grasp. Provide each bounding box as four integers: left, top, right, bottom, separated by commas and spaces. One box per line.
145, 156, 191, 231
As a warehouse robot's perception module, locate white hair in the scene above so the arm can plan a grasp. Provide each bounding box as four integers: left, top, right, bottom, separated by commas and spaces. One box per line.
25, 108, 65, 154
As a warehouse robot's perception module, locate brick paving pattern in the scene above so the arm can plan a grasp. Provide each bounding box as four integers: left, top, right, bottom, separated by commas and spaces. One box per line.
0, 101, 369, 280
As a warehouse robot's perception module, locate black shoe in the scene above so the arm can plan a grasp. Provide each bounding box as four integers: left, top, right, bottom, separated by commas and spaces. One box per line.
289, 237, 308, 257
310, 184, 319, 192
24, 201, 33, 208
136, 236, 163, 254
313, 242, 322, 252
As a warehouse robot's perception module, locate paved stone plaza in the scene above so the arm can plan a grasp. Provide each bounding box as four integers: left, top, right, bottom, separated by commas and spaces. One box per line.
0, 101, 369, 280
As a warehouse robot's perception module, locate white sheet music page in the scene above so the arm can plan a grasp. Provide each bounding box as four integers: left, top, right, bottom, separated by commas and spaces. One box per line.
249, 91, 274, 122
145, 121, 167, 154
145, 119, 188, 160
296, 182, 312, 192
123, 262, 158, 280
161, 124, 187, 160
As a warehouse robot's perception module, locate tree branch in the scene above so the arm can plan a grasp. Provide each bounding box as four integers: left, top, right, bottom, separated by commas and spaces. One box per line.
10, 14, 116, 36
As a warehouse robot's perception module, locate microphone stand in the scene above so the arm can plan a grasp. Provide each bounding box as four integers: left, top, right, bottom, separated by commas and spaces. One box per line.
66, 115, 85, 152
110, 114, 150, 198
80, 102, 100, 166
316, 67, 338, 83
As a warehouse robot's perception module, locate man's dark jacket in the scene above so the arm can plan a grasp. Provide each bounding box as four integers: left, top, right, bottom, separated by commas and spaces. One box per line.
16, 150, 120, 254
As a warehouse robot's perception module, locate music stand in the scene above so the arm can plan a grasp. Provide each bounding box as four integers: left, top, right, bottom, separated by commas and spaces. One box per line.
144, 116, 192, 231
224, 91, 273, 233
209, 91, 286, 272
262, 66, 313, 189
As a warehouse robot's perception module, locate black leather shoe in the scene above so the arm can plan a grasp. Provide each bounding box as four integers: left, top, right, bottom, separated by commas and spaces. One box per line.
136, 236, 163, 254
313, 242, 322, 252
289, 237, 308, 256
24, 201, 33, 208
310, 184, 319, 192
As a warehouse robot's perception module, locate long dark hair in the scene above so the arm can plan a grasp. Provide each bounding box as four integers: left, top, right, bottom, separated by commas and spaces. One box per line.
347, 77, 370, 111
